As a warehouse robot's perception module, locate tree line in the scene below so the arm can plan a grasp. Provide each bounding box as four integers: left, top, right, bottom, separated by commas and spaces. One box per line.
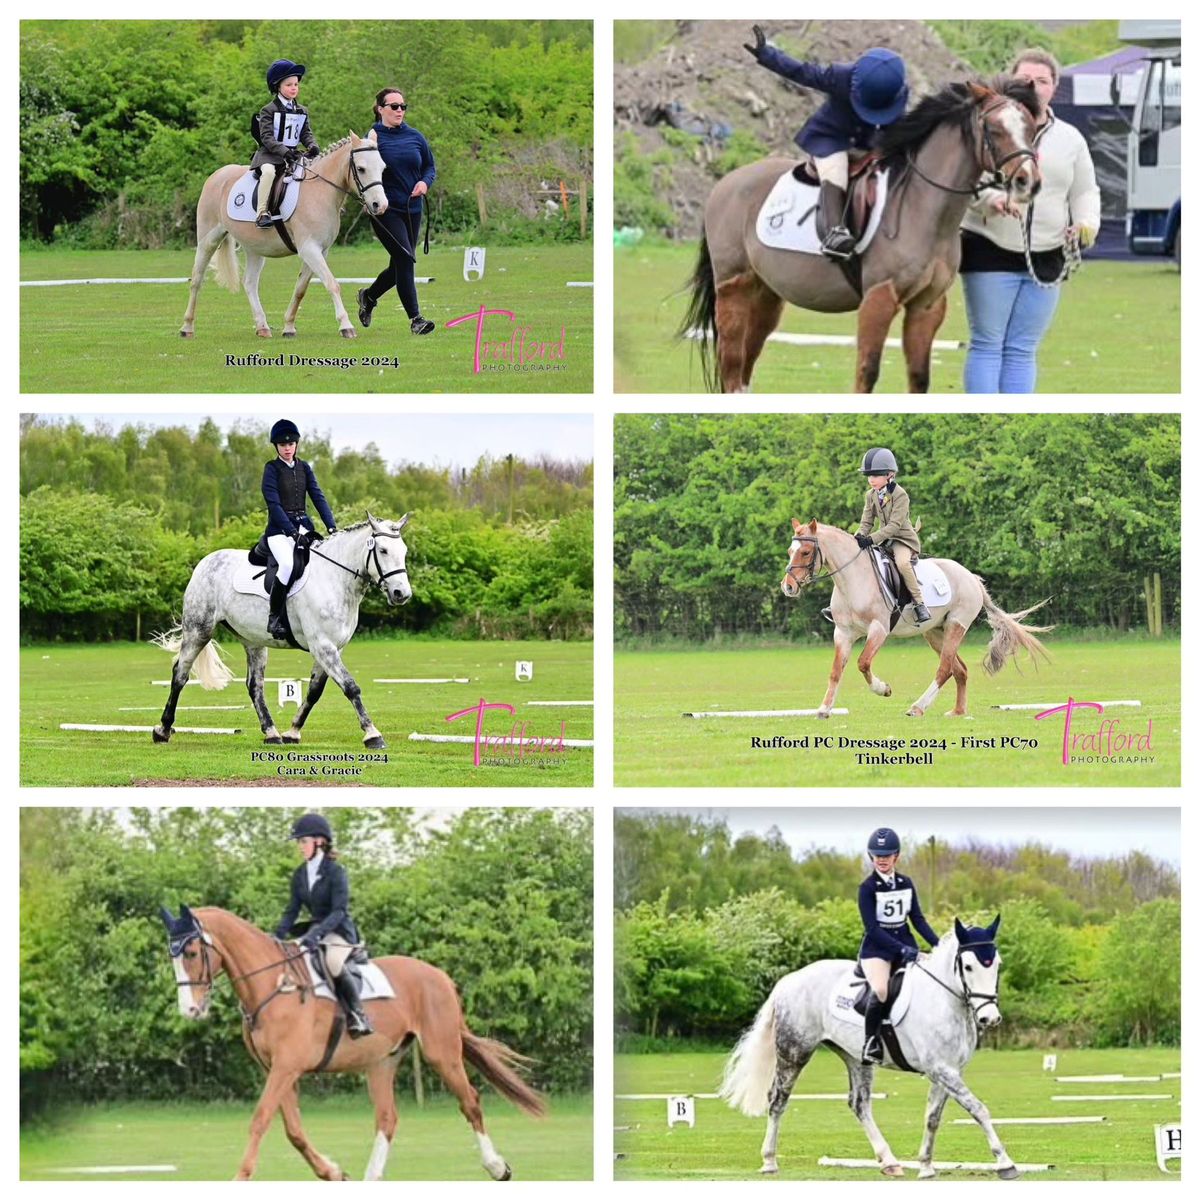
21, 807, 593, 1113
614, 814, 1180, 1048
21, 19, 592, 247
20, 418, 593, 642
615, 413, 1179, 640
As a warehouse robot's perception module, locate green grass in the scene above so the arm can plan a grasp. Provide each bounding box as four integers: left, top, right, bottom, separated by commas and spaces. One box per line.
614, 241, 1180, 393
20, 245, 592, 392
21, 639, 592, 787
614, 638, 1178, 786
614, 1048, 1179, 1180
21, 1092, 592, 1181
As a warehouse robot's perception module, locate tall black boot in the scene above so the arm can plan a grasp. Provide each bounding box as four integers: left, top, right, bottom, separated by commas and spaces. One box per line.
818, 181, 856, 260
267, 577, 290, 641
335, 968, 374, 1038
862, 993, 885, 1064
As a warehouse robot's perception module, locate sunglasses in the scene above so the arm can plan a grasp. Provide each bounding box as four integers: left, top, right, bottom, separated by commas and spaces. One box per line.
382, 102, 407, 111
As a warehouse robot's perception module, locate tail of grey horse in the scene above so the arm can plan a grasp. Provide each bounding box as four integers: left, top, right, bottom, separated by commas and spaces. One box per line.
152, 624, 236, 690
720, 991, 778, 1117
977, 582, 1054, 676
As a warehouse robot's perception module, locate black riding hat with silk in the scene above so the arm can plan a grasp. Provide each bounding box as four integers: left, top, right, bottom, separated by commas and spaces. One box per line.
289, 812, 333, 842
267, 60, 306, 92
861, 447, 898, 475
867, 826, 901, 856
270, 419, 301, 445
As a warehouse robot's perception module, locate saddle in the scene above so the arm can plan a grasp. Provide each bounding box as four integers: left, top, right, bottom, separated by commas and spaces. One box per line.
247, 534, 313, 597
792, 152, 884, 241
868, 545, 953, 630
830, 962, 919, 1071
226, 168, 303, 229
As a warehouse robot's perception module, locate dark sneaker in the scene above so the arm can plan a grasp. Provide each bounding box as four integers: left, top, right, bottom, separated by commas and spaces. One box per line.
821, 226, 856, 260
410, 315, 436, 335
357, 289, 376, 328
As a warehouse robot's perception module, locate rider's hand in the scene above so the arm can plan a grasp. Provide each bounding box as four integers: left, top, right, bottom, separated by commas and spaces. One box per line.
744, 24, 767, 58
902, 945, 919, 964
855, 533, 873, 549
299, 931, 320, 951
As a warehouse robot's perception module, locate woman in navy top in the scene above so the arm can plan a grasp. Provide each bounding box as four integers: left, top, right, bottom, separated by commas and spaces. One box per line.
857, 827, 939, 1063
356, 87, 437, 335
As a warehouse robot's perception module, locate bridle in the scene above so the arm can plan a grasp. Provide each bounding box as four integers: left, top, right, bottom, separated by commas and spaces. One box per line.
915, 941, 1001, 1023
305, 144, 388, 209
307, 527, 409, 597
784, 534, 865, 590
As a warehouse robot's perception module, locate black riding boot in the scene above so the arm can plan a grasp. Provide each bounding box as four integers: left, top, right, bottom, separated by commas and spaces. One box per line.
819, 182, 856, 260
912, 602, 932, 625
336, 968, 374, 1039
267, 577, 290, 641
862, 993, 885, 1064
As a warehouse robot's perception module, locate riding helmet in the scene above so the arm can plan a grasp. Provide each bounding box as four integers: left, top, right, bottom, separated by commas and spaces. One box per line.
860, 447, 899, 475
867, 827, 902, 857
267, 60, 306, 92
850, 49, 909, 126
289, 812, 334, 843
270, 418, 301, 445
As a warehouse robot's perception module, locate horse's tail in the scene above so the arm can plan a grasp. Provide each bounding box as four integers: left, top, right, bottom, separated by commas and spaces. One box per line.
678, 233, 719, 392
461, 1028, 547, 1118
719, 991, 777, 1117
213, 231, 241, 293
151, 625, 235, 691
978, 579, 1054, 676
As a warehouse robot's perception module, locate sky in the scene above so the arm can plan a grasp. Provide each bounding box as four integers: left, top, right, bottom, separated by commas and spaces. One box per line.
625, 807, 1180, 867
51, 413, 593, 471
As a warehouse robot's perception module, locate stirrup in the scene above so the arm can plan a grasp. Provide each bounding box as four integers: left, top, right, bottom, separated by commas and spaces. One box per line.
862, 1036, 884, 1065
346, 1011, 374, 1039
821, 228, 855, 260
255, 213, 275, 228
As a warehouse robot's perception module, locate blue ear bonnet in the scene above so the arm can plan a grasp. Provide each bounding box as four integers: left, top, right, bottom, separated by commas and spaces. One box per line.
161, 905, 201, 957
959, 927, 998, 967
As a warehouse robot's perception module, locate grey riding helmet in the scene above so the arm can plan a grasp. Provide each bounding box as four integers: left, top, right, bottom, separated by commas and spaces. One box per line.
860, 447, 898, 475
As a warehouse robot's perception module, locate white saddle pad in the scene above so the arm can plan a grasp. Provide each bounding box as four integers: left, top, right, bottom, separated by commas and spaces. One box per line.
829, 963, 915, 1028
231, 557, 311, 600
227, 169, 302, 224
871, 549, 952, 611
755, 166, 889, 255
305, 953, 396, 1002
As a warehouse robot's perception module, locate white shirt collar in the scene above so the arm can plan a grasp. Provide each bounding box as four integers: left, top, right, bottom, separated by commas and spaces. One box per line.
876, 868, 897, 887
306, 849, 324, 887
277, 455, 296, 468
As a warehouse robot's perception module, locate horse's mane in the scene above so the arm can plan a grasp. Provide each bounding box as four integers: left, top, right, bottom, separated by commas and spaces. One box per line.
315, 134, 356, 159
878, 77, 1038, 167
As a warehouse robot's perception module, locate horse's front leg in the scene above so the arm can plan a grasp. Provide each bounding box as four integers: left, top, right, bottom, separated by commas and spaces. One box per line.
243, 251, 272, 338
916, 1080, 949, 1179
235, 1066, 302, 1180
844, 1058, 903, 1177
908, 619, 967, 717
281, 263, 315, 338
282, 664, 328, 744
245, 644, 283, 743
854, 281, 901, 392
278, 1080, 347, 1180
817, 625, 854, 718
926, 1065, 1017, 1179
297, 240, 355, 338
309, 639, 385, 748
857, 619, 892, 699
901, 294, 948, 393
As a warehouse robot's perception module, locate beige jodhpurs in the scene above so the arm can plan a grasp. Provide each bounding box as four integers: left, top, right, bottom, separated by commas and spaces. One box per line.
319, 933, 356, 978
257, 163, 277, 217
894, 547, 926, 606
861, 956, 892, 1003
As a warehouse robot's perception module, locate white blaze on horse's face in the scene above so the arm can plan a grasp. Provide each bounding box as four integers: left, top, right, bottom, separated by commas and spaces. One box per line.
172, 940, 213, 1019
996, 102, 1040, 200
962, 946, 1003, 1027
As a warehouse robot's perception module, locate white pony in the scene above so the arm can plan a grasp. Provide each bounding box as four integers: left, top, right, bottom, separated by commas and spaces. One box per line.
153, 514, 410, 748
721, 916, 1017, 1179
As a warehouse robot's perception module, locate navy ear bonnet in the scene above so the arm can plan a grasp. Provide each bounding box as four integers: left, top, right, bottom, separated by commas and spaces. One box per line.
955, 914, 1001, 967
160, 904, 202, 957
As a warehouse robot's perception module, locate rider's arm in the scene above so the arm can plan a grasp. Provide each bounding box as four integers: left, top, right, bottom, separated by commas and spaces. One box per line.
754, 45, 839, 95
256, 105, 290, 159
856, 493, 876, 539
419, 132, 436, 190
300, 109, 320, 156
262, 463, 297, 535
908, 886, 940, 948
304, 463, 336, 532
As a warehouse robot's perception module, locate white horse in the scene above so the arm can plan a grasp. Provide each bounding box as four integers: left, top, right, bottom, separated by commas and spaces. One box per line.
180, 132, 387, 339
153, 514, 411, 748
721, 916, 1016, 1179
782, 519, 1052, 716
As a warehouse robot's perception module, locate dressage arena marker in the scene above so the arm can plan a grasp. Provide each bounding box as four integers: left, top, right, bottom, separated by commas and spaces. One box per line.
1057, 1074, 1162, 1083
409, 733, 595, 748
952, 1116, 1106, 1126
43, 1166, 179, 1175
819, 1157, 1053, 1173
119, 705, 247, 712
1052, 1094, 1172, 1102
685, 327, 964, 352
527, 700, 593, 706
992, 700, 1141, 711
682, 708, 848, 718
616, 1092, 887, 1102
61, 723, 242, 735
374, 677, 470, 684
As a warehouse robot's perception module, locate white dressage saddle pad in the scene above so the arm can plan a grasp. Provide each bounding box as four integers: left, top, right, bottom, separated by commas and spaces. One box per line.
227, 169, 302, 224
829, 963, 915, 1028
871, 549, 953, 611
230, 558, 311, 600
305, 953, 396, 1003
755, 166, 889, 255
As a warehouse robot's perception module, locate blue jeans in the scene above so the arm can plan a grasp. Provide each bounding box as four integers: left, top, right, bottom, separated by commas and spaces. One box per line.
962, 271, 1061, 394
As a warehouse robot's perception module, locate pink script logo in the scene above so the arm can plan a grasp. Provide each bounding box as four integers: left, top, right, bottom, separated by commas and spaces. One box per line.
446, 697, 570, 766
445, 305, 567, 373
1034, 696, 1154, 765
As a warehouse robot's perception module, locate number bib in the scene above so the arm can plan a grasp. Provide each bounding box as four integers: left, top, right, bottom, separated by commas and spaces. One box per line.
274, 110, 308, 148
875, 888, 912, 926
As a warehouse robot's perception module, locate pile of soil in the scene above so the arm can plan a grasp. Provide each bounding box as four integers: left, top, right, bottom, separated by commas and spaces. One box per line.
615, 20, 973, 236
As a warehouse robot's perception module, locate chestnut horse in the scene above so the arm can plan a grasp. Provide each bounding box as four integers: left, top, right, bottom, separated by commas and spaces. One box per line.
160, 905, 544, 1181
782, 519, 1051, 716
681, 80, 1041, 392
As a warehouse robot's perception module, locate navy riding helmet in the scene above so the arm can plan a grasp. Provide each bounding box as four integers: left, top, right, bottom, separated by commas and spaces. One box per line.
850, 49, 908, 126
267, 59, 306, 93
270, 418, 300, 445
290, 812, 334, 843
867, 826, 901, 857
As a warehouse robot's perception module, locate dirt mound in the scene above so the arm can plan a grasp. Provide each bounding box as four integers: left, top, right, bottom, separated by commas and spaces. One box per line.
615, 20, 973, 236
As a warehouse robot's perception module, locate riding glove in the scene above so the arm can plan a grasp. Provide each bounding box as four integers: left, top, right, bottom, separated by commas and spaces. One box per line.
855, 533, 873, 549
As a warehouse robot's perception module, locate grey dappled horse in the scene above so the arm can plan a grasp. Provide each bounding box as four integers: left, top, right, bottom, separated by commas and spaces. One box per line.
682, 81, 1040, 392
782, 519, 1051, 717
153, 514, 410, 748
721, 917, 1016, 1179
181, 132, 387, 339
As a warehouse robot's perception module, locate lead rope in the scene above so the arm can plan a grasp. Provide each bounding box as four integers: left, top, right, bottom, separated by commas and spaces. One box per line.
1020, 200, 1081, 289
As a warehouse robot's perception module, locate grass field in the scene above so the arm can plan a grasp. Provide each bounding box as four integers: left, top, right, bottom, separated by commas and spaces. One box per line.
20, 1092, 592, 1181
614, 638, 1178, 787
614, 1047, 1180, 1181
614, 242, 1180, 393
21, 638, 593, 787
20, 244, 593, 393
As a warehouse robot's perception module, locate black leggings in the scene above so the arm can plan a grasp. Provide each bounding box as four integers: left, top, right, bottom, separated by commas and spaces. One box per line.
364, 207, 422, 318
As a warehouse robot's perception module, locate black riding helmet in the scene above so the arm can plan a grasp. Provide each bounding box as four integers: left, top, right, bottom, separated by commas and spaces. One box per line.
860, 447, 898, 475
289, 812, 333, 843
867, 826, 901, 857
270, 418, 300, 445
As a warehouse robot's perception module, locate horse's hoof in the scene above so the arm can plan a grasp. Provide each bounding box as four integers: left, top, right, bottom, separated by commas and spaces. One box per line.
759, 1162, 779, 1175
364, 735, 386, 750
918, 1167, 937, 1180
282, 331, 296, 339
256, 327, 272, 338
881, 1164, 905, 1178
281, 731, 301, 744
816, 710, 831, 720
179, 331, 194, 339
499, 1165, 512, 1181
341, 328, 357, 339
152, 726, 171, 743
906, 707, 924, 717
263, 736, 283, 745
997, 1166, 1020, 1181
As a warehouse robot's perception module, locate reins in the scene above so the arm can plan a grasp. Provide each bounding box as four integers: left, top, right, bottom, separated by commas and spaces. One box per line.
305, 530, 409, 596
786, 534, 866, 589
914, 943, 1001, 1023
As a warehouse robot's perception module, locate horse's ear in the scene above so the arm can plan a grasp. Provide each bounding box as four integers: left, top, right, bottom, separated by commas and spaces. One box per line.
366, 128, 378, 144
968, 80, 993, 103
180, 903, 194, 922
396, 512, 410, 531
807, 519, 818, 534
790, 517, 802, 533
366, 511, 382, 532
987, 913, 1002, 938
954, 916, 969, 942
159, 906, 175, 927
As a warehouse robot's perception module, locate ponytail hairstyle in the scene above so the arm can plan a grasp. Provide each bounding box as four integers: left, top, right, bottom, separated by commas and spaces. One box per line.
318, 836, 339, 861
373, 87, 405, 125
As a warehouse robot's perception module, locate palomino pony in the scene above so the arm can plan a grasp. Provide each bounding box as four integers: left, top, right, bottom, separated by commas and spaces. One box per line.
682, 80, 1040, 392
180, 132, 387, 339
153, 514, 411, 749
782, 519, 1051, 717
721, 917, 1014, 1179
160, 905, 543, 1180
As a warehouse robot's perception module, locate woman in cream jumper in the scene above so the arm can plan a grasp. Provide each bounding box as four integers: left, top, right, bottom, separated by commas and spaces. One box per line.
959, 49, 1101, 393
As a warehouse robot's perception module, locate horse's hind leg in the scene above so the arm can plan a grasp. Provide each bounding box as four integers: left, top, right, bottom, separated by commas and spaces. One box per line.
282, 664, 328, 744
714, 272, 782, 393
831, 1046, 903, 1176
922, 627, 969, 716
309, 640, 386, 749
180, 225, 227, 337
278, 1079, 347, 1181
362, 1060, 399, 1181
245, 644, 283, 743
153, 623, 213, 743
857, 619, 892, 699
854, 281, 901, 392
282, 263, 315, 338
759, 1044, 814, 1174
901, 295, 948, 393
243, 250, 272, 337
915, 1080, 949, 1179
908, 619, 968, 717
